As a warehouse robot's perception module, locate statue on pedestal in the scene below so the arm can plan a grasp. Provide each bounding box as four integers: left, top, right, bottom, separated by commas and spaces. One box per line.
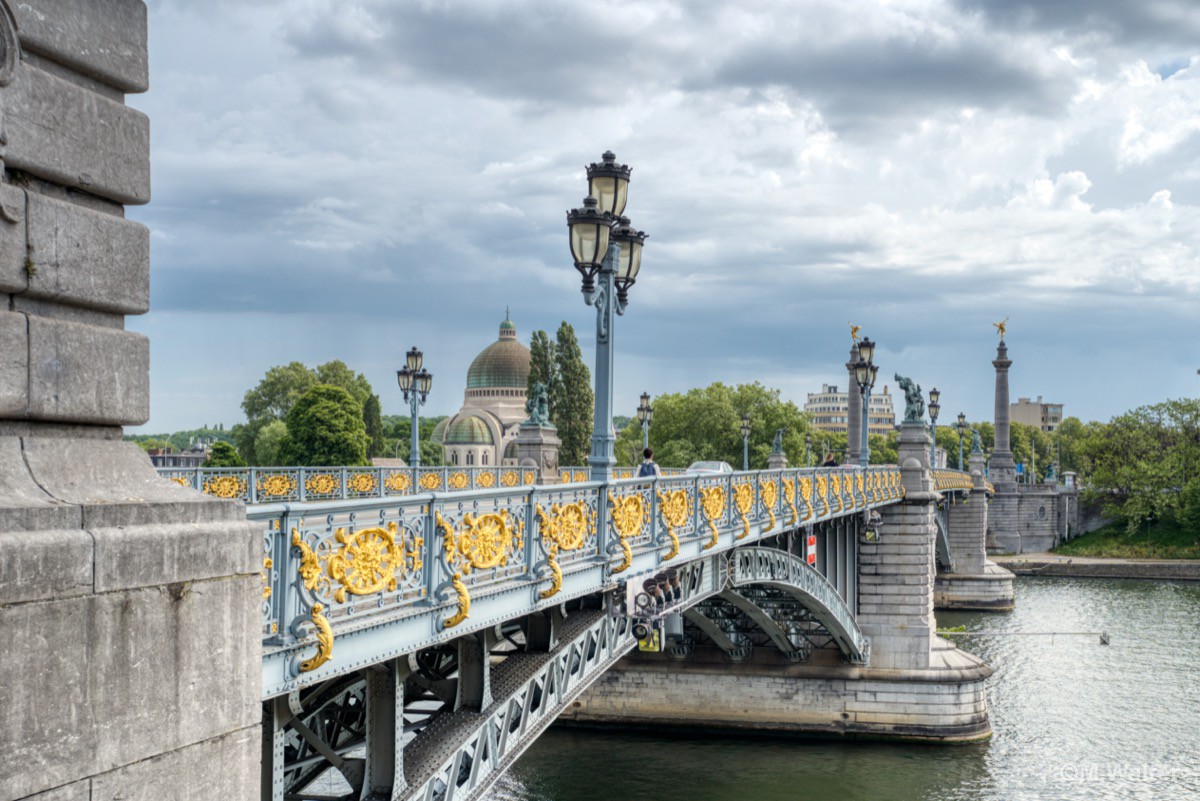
895, 374, 926, 423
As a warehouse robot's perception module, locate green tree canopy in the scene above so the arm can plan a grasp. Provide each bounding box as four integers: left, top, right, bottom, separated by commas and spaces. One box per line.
277, 385, 370, 466
553, 323, 594, 466
254, 419, 289, 466
528, 329, 558, 419
204, 440, 247, 468
362, 394, 385, 458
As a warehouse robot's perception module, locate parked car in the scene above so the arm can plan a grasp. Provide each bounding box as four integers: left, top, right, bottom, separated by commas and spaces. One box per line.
685, 460, 734, 476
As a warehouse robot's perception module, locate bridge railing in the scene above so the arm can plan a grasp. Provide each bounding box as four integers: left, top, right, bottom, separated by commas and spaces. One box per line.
155, 464, 687, 504
249, 464, 907, 697
932, 468, 983, 494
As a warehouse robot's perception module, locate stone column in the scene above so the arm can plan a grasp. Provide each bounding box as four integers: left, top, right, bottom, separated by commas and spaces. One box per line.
517, 422, 561, 484
845, 345, 862, 463
0, 4, 260, 799
856, 421, 937, 670
767, 450, 788, 470
990, 340, 1016, 489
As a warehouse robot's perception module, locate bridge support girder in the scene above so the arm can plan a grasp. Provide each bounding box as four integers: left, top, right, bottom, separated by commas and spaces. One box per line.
457, 628, 497, 711
525, 606, 565, 652
363, 658, 410, 800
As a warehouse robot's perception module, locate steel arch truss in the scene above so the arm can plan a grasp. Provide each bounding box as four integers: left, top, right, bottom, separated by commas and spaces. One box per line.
726, 547, 869, 663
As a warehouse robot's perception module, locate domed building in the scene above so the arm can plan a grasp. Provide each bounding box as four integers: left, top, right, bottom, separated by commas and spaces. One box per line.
432, 315, 531, 467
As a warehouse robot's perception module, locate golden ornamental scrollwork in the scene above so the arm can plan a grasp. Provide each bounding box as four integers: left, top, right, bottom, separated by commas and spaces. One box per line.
830, 474, 844, 513
257, 473, 297, 499
476, 472, 496, 488
419, 472, 441, 491
535, 501, 595, 598
500, 470, 519, 487
816, 475, 829, 517
782, 477, 798, 526
607, 492, 647, 574
799, 477, 814, 521
732, 481, 753, 540
656, 489, 690, 560
435, 509, 524, 628
305, 473, 339, 496
202, 474, 247, 499
760, 480, 778, 531
523, 470, 536, 485
347, 472, 378, 495
261, 557, 273, 599
448, 472, 470, 490
324, 522, 423, 604
298, 603, 333, 673
291, 529, 329, 596
170, 476, 190, 488
385, 472, 412, 494
698, 486, 726, 550
856, 474, 865, 506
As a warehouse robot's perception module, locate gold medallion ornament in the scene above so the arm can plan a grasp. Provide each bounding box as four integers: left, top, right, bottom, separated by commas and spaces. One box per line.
500, 470, 519, 487
385, 472, 412, 493
656, 489, 689, 560
419, 472, 441, 491
799, 477, 814, 521
561, 471, 573, 484
523, 470, 537, 485
202, 474, 247, 499
476, 472, 496, 488
760, 480, 778, 531
298, 603, 333, 673
535, 501, 595, 598
324, 522, 423, 604
448, 472, 470, 490
573, 471, 588, 483
607, 492, 647, 573
305, 473, 339, 496
347, 472, 378, 495
435, 509, 525, 628
782, 477, 798, 526
698, 486, 726, 549
257, 473, 297, 499
732, 481, 753, 540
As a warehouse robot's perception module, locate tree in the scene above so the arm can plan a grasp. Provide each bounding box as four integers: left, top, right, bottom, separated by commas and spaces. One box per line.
362, 394, 385, 458
528, 329, 558, 418
277, 385, 370, 466
204, 441, 246, 468
553, 322, 594, 466
316, 360, 373, 409
254, 420, 288, 466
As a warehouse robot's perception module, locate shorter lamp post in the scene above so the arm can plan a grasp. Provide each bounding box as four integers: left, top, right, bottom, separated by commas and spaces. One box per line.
956, 411, 967, 470
397, 347, 432, 468
853, 337, 878, 467
805, 431, 812, 467
928, 387, 941, 467
740, 414, 751, 471
637, 392, 653, 450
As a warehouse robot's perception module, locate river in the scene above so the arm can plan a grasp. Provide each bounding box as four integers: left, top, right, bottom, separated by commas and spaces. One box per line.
495, 577, 1200, 801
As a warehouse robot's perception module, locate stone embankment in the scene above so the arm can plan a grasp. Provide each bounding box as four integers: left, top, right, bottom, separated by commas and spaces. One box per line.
993, 553, 1200, 581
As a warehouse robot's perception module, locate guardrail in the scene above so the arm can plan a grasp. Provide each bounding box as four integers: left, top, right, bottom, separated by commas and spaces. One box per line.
156, 464, 686, 504
251, 464, 906, 697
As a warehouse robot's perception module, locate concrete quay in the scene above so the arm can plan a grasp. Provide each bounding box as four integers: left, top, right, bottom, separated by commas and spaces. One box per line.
993, 553, 1200, 582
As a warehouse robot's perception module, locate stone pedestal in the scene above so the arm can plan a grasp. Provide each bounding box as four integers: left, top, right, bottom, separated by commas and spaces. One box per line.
516, 423, 561, 485
0, 5, 260, 798
935, 446, 1015, 610
767, 451, 788, 470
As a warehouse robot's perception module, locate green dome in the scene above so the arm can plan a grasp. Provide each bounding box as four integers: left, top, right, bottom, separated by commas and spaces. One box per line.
444, 415, 494, 445
430, 417, 449, 445
466, 319, 530, 390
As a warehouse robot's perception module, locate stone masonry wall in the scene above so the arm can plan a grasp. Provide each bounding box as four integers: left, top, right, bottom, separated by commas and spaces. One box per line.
0, 3, 261, 798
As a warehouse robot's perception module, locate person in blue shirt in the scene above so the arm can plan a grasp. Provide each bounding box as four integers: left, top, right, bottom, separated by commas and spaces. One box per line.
637, 448, 662, 478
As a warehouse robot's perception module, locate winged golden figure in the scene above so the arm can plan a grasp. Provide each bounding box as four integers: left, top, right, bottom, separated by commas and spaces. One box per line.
993, 318, 1008, 339
849, 323, 862, 344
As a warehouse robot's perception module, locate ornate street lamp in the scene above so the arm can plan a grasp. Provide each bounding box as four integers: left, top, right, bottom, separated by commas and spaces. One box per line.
566, 152, 647, 482
853, 337, 877, 467
397, 348, 433, 469
805, 431, 812, 467
928, 387, 941, 467
956, 411, 967, 470
637, 391, 654, 450
740, 414, 752, 471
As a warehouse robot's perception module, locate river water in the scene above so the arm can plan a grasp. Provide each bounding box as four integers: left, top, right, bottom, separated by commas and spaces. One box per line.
495, 577, 1200, 801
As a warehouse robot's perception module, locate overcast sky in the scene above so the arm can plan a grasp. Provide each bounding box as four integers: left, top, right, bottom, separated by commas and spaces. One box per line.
127, 0, 1200, 433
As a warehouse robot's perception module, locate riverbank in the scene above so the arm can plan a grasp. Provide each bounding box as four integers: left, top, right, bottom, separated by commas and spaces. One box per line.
1052, 521, 1200, 559
992, 552, 1200, 581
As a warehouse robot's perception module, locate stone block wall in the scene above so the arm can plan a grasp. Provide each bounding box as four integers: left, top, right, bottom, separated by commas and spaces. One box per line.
0, 3, 261, 798
945, 488, 987, 574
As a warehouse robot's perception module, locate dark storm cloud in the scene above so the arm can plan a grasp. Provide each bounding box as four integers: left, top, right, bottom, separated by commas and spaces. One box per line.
954, 0, 1200, 47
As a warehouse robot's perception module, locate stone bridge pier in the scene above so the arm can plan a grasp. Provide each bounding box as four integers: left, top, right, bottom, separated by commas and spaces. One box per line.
934, 449, 1015, 610
563, 422, 994, 742
0, 3, 261, 799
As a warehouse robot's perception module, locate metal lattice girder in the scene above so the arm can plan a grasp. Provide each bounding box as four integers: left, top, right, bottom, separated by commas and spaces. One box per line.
727, 547, 869, 663
260, 464, 901, 699
934, 507, 955, 572
717, 589, 801, 658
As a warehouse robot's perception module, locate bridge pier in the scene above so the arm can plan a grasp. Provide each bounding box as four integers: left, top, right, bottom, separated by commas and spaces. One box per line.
565, 424, 994, 742
935, 450, 1015, 610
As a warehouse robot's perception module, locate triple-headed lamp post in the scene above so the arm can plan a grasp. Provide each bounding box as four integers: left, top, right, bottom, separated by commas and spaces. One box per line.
566, 151, 647, 483
956, 411, 967, 470
396, 346, 432, 468
740, 414, 752, 471
928, 387, 941, 467
853, 337, 878, 467
637, 391, 654, 449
